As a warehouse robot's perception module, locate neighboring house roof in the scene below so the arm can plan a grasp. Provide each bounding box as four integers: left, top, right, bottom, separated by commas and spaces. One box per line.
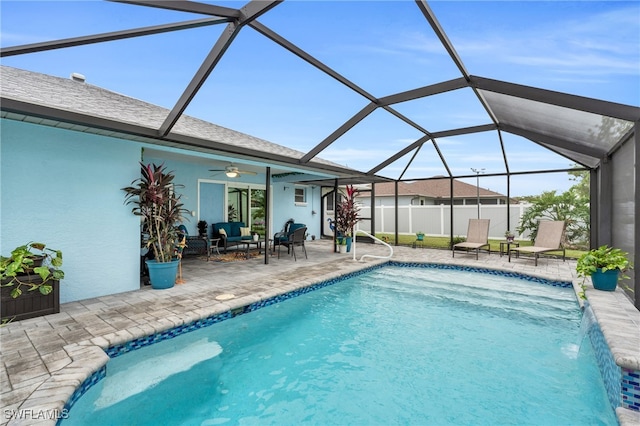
0, 65, 356, 178
360, 179, 505, 199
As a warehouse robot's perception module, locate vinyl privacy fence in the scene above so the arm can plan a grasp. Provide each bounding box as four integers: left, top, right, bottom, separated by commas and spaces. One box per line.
356, 204, 533, 240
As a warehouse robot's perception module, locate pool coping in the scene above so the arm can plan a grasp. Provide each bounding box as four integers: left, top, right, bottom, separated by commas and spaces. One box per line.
2, 245, 638, 425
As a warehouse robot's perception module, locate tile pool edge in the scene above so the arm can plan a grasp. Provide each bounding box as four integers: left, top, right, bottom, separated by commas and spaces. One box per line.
584, 285, 640, 416
57, 261, 638, 424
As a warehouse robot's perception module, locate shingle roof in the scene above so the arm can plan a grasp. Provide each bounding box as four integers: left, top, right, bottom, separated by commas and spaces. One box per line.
365, 179, 505, 199
0, 65, 351, 174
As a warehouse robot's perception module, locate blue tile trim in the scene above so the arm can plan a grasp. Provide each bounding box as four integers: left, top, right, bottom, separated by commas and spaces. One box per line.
58, 365, 106, 424
62, 262, 585, 418
387, 261, 573, 288
622, 368, 640, 411
105, 311, 233, 358
240, 264, 382, 314
583, 302, 640, 413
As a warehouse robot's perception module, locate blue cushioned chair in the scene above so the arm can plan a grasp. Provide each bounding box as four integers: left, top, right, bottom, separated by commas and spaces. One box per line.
273, 220, 306, 253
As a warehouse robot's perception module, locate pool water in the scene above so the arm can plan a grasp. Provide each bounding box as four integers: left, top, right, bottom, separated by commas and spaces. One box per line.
64, 266, 617, 425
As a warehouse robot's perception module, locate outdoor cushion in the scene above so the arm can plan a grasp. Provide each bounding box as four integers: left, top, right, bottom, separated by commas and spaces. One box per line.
229, 222, 245, 237
213, 222, 246, 238
226, 235, 252, 242
214, 223, 232, 237
213, 222, 253, 253
240, 227, 251, 237
289, 223, 305, 233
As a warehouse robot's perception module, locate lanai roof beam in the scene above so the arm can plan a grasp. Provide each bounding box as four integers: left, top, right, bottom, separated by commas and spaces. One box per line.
109, 0, 242, 18
472, 76, 640, 122
0, 18, 228, 58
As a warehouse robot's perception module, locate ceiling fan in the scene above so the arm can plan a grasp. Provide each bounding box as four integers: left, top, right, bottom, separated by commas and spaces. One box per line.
209, 165, 257, 178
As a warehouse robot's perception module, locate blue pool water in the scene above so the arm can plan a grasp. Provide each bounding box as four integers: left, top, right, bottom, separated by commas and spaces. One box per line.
64, 266, 617, 425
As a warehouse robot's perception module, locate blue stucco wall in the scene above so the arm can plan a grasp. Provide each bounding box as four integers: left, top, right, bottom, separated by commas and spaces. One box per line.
1, 119, 141, 303
1, 120, 325, 304
271, 182, 321, 238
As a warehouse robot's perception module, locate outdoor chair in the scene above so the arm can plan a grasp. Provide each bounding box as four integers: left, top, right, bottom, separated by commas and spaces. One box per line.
452, 219, 491, 260
177, 224, 209, 258
508, 220, 565, 266
273, 220, 304, 252
278, 226, 308, 261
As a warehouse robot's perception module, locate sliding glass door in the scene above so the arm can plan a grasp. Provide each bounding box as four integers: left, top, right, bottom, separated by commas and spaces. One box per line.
227, 185, 267, 237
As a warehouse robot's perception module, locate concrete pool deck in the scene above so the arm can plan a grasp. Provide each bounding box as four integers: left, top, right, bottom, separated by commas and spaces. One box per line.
1, 240, 639, 425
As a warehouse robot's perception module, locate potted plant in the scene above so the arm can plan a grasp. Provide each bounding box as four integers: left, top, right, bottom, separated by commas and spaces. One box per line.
576, 245, 632, 291
416, 231, 425, 241
337, 237, 348, 253
335, 185, 360, 253
1, 242, 64, 320
504, 230, 515, 242
122, 163, 188, 289
197, 220, 208, 237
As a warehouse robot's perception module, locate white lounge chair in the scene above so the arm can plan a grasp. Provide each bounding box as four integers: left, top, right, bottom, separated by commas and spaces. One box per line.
452, 219, 490, 260
508, 220, 566, 266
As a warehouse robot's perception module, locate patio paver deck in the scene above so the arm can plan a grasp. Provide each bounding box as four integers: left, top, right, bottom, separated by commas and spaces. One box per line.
1, 240, 638, 425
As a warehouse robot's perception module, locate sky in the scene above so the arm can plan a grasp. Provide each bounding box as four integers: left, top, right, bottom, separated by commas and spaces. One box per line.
1, 1, 639, 196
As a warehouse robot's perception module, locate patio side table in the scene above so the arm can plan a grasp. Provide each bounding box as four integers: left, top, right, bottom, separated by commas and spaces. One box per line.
499, 240, 519, 257
209, 238, 221, 260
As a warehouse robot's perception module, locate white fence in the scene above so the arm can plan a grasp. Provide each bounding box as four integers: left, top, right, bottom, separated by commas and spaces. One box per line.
356, 204, 532, 240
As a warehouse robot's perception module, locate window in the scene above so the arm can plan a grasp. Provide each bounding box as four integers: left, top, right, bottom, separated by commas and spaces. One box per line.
326, 191, 335, 211
295, 187, 306, 204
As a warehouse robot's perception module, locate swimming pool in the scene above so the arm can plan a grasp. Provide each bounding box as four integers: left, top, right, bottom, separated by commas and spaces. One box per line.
63, 265, 617, 425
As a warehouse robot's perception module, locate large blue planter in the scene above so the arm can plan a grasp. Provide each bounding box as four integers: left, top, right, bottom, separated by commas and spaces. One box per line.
346, 237, 352, 253
145, 259, 179, 289
591, 268, 619, 291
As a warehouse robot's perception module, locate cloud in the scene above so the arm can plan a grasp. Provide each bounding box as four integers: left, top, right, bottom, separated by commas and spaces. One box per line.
453, 5, 640, 77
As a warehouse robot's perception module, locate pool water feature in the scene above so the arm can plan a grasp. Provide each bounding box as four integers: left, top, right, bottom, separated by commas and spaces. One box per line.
64, 266, 617, 425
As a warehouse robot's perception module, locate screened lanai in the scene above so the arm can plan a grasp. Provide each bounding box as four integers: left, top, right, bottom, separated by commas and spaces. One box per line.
1, 1, 639, 305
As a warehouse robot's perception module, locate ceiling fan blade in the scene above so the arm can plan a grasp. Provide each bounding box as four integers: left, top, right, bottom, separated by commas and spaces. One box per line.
238, 170, 257, 175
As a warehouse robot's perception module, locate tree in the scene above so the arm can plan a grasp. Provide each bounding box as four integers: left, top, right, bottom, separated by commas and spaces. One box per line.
517, 168, 590, 250
568, 164, 590, 200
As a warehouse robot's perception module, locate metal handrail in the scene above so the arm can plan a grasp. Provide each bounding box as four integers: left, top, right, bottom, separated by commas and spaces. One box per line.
352, 229, 393, 261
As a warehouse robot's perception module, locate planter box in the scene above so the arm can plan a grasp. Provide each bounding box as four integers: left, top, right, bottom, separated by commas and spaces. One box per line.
1, 277, 60, 321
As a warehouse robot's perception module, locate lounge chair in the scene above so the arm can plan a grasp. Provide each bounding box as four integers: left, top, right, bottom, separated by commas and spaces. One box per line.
452, 219, 490, 260
278, 226, 307, 261
508, 220, 565, 266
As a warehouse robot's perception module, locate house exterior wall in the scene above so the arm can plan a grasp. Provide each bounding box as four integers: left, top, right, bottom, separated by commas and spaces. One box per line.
142, 155, 322, 241
271, 183, 321, 239
1, 121, 325, 304
1, 119, 141, 303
